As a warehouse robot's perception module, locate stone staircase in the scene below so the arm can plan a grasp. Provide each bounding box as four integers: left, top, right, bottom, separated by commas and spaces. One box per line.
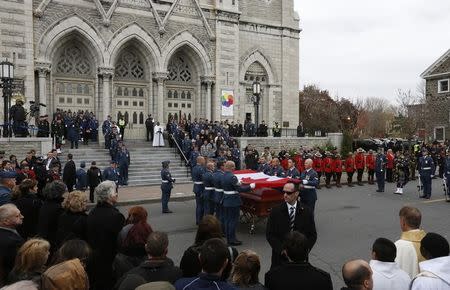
62, 141, 192, 187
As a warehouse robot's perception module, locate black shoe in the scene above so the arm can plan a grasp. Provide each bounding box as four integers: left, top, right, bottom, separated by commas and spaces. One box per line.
394, 192, 402, 195
228, 240, 242, 246
376, 189, 383, 192
425, 195, 431, 199
162, 210, 173, 214
419, 195, 426, 198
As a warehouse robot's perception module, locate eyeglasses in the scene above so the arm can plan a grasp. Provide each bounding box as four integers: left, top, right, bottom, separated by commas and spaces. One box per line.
283, 190, 297, 195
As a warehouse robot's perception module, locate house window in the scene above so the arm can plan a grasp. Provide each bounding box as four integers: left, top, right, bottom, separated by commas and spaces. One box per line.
438, 79, 449, 93
434, 126, 445, 141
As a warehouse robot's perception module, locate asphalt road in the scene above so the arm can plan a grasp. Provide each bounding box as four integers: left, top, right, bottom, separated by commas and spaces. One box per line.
118, 178, 450, 289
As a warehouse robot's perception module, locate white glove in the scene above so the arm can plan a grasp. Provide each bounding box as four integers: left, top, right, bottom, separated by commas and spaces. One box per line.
250, 183, 256, 189
302, 180, 308, 185
430, 175, 434, 178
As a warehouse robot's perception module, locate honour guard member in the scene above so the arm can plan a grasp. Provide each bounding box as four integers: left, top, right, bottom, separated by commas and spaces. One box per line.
418, 149, 435, 199
345, 152, 356, 187
323, 152, 333, 188
117, 143, 131, 185
444, 149, 450, 202
285, 159, 300, 179
192, 156, 206, 224
300, 159, 319, 214
394, 152, 409, 195
212, 161, 225, 228
366, 149, 375, 184
355, 148, 365, 186
294, 152, 304, 173
222, 161, 255, 245
268, 158, 284, 177
103, 160, 120, 192
386, 149, 395, 182
312, 152, 323, 189
202, 161, 216, 214
375, 149, 386, 192
161, 160, 175, 213
333, 153, 343, 187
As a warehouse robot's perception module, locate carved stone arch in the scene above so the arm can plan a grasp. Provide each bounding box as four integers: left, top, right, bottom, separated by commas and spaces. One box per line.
108, 23, 161, 71
36, 15, 106, 66
161, 31, 212, 77
240, 50, 277, 84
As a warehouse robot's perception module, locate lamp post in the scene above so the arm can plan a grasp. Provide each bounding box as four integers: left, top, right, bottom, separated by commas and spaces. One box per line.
251, 80, 261, 127
0, 61, 14, 138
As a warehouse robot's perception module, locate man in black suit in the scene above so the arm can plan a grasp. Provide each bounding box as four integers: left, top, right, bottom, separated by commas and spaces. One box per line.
266, 181, 317, 268
265, 231, 333, 290
0, 204, 24, 286
62, 153, 76, 192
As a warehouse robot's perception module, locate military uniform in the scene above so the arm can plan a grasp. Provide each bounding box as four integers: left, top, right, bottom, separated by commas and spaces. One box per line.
444, 152, 450, 201
36, 117, 50, 137
300, 169, 319, 213
103, 162, 120, 191
212, 168, 225, 227
268, 165, 284, 177
418, 151, 435, 199
312, 155, 323, 189
394, 154, 409, 195
375, 152, 386, 192
161, 161, 175, 213
192, 164, 206, 224
345, 154, 355, 187
222, 171, 252, 245
323, 154, 333, 188
355, 150, 365, 186
117, 148, 130, 185
332, 155, 343, 187
285, 166, 300, 179
202, 168, 215, 214
366, 152, 375, 184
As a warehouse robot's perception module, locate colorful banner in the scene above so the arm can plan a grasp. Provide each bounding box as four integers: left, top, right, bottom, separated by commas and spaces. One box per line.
221, 90, 234, 116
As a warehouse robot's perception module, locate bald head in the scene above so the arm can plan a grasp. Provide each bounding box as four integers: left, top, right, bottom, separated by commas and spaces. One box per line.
224, 161, 236, 171
304, 158, 313, 169
342, 259, 373, 290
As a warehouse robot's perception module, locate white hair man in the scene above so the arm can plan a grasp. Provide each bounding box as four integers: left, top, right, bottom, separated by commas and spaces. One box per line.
0, 204, 24, 284
86, 181, 125, 290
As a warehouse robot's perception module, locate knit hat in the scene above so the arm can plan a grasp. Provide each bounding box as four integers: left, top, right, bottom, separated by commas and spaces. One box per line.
420, 232, 450, 258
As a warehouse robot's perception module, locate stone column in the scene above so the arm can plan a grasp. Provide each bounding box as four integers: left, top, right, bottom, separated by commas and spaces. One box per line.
98, 67, 114, 122
153, 72, 168, 123
201, 76, 215, 121
35, 62, 51, 115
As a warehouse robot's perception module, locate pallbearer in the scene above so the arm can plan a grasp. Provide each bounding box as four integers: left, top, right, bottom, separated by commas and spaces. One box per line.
192, 156, 206, 224
212, 161, 225, 229
202, 161, 216, 214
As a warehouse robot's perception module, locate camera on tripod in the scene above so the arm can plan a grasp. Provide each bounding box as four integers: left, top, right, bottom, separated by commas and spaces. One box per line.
29, 101, 47, 117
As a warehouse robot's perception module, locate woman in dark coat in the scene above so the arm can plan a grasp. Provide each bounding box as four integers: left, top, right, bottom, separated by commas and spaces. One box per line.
36, 180, 66, 254
12, 179, 43, 239
55, 190, 88, 248
86, 181, 125, 290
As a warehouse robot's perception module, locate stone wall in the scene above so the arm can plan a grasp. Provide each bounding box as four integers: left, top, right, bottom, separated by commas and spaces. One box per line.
0, 137, 52, 158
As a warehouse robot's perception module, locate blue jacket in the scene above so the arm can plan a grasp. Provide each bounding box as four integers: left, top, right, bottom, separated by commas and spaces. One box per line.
161, 168, 175, 189
0, 185, 12, 206
375, 153, 386, 173
76, 168, 88, 190
117, 150, 131, 167
268, 166, 284, 177
202, 170, 215, 200
300, 169, 318, 202
418, 155, 435, 177
103, 167, 120, 183
192, 165, 205, 195
212, 170, 224, 204
285, 167, 300, 179
221, 171, 251, 208
175, 273, 238, 290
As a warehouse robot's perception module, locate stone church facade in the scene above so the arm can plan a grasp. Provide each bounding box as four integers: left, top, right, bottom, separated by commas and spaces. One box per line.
1, 0, 299, 139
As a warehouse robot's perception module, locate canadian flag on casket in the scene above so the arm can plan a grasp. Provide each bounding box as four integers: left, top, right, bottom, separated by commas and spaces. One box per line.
233, 170, 290, 189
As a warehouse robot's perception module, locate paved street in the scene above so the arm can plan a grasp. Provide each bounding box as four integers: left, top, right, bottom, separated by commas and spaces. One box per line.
118, 179, 449, 289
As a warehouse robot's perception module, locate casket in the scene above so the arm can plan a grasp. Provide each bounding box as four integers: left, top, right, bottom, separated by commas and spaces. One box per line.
240, 187, 284, 218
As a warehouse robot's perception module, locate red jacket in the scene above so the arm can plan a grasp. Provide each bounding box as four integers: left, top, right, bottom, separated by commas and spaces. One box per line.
386, 153, 394, 169
293, 155, 304, 172
281, 159, 289, 170
366, 154, 375, 170
332, 158, 343, 173
345, 157, 355, 173
355, 153, 365, 170
313, 157, 323, 172
323, 157, 333, 173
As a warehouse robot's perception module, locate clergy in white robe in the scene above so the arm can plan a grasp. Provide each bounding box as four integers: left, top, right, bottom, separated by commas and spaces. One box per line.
410, 232, 450, 290
369, 237, 411, 290
153, 123, 164, 147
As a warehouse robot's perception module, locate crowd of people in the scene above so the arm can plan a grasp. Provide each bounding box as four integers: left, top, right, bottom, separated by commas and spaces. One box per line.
1, 173, 449, 290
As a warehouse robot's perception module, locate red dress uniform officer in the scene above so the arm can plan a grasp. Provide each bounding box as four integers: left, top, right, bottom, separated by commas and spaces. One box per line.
355, 148, 365, 186
313, 152, 323, 189
366, 150, 375, 184
386, 149, 395, 182
323, 152, 333, 188
294, 154, 304, 173
345, 152, 355, 187
333, 154, 343, 187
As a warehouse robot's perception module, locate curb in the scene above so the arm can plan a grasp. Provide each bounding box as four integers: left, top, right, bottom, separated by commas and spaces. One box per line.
86, 193, 195, 208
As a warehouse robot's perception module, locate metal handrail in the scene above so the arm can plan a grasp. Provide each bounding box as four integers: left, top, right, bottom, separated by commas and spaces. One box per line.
169, 133, 190, 166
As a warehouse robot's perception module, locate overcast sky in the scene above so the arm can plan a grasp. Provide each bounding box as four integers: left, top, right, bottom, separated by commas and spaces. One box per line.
293, 0, 450, 103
